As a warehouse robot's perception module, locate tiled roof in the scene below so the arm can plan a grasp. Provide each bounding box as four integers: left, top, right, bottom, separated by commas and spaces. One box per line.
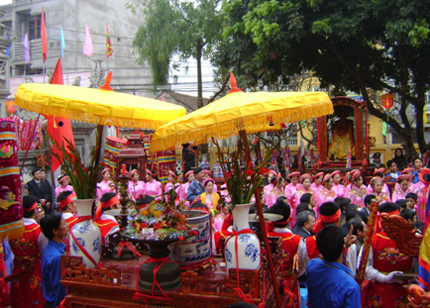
71, 121, 97, 129
156, 90, 209, 112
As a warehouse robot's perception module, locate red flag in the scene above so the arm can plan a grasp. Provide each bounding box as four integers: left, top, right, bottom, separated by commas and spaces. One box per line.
46, 59, 74, 171
41, 7, 48, 63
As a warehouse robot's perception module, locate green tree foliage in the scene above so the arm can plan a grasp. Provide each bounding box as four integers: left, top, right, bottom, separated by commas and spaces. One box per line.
214, 0, 430, 157
130, 0, 223, 108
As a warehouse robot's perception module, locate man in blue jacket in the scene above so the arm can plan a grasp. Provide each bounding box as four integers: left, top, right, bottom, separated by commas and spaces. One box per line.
40, 211, 69, 308
187, 167, 205, 203
306, 225, 361, 308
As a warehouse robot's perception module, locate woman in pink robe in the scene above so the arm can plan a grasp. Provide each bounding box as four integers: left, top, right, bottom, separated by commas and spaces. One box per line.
265, 175, 287, 208
55, 174, 75, 198
285, 172, 301, 198
263, 170, 278, 204
331, 171, 345, 198
291, 174, 316, 222
145, 169, 163, 202
346, 171, 367, 207
176, 170, 194, 208
164, 170, 179, 205
96, 168, 115, 200
392, 175, 413, 203
128, 169, 146, 202
366, 168, 390, 196
315, 174, 336, 214
310, 172, 324, 193
202, 170, 217, 193
369, 176, 390, 203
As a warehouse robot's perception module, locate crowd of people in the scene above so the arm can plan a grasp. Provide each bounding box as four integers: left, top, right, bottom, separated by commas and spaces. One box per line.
6, 148, 428, 308
208, 152, 427, 307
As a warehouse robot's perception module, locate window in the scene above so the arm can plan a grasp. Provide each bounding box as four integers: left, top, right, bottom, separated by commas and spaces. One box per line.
28, 14, 44, 40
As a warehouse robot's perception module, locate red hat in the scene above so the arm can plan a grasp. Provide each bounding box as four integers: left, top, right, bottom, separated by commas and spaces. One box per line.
370, 176, 383, 186
419, 168, 430, 185
57, 174, 69, 184
323, 173, 332, 182
373, 168, 385, 175
312, 172, 324, 180
300, 173, 312, 183
401, 168, 414, 175
202, 170, 212, 177
288, 172, 301, 178
95, 195, 119, 221
168, 170, 178, 179
331, 170, 341, 177
397, 174, 410, 182
129, 169, 139, 179
184, 170, 194, 179
146, 169, 156, 177
350, 170, 361, 182
101, 168, 111, 176
203, 178, 215, 186
268, 170, 277, 177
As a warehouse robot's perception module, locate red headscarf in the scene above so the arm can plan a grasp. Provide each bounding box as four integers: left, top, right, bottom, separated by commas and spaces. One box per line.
312, 209, 341, 233
95, 196, 119, 221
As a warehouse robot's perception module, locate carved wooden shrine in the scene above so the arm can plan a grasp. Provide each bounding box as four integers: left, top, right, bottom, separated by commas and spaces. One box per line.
116, 131, 147, 179
317, 96, 368, 173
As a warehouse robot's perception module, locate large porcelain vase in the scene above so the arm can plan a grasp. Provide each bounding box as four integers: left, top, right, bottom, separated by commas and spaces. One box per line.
170, 210, 211, 266
224, 203, 261, 274
69, 199, 101, 268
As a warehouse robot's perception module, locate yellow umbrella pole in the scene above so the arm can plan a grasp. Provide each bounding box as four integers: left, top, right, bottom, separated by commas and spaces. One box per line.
239, 130, 282, 308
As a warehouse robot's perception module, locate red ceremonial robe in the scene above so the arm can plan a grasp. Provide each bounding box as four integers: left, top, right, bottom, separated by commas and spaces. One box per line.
94, 216, 119, 246
362, 231, 413, 308
9, 222, 45, 308
268, 229, 302, 308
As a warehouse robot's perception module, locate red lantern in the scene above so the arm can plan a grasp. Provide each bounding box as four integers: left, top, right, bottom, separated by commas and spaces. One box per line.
380, 93, 395, 109
5, 101, 16, 114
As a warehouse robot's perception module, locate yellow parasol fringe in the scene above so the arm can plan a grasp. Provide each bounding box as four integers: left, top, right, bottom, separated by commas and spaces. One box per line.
15, 96, 175, 129
0, 220, 24, 241
151, 98, 333, 152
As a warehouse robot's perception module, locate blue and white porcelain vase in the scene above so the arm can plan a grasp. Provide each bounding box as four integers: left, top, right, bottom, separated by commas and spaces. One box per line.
69, 199, 102, 268
170, 210, 212, 266
224, 203, 261, 274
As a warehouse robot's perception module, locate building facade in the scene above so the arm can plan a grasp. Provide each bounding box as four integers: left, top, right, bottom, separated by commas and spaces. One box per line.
1, 0, 154, 97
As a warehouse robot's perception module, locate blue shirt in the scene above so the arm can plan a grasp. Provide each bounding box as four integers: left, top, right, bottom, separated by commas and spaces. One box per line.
306, 258, 361, 308
187, 179, 205, 202
42, 240, 66, 307
412, 170, 419, 184
387, 171, 401, 182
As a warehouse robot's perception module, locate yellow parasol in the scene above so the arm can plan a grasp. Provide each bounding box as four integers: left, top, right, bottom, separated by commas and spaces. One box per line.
151, 73, 333, 308
151, 74, 333, 152
15, 82, 186, 129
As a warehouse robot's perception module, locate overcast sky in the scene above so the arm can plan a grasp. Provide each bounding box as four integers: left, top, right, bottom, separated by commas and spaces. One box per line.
0, 0, 11, 5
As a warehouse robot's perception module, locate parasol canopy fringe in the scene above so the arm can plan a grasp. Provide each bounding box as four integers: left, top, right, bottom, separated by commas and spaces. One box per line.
0, 220, 24, 241
15, 96, 174, 130
150, 101, 333, 152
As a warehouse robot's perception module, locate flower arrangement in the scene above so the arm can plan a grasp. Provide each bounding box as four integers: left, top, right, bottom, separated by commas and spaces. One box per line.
127, 199, 195, 240
48, 128, 102, 199
213, 135, 281, 209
